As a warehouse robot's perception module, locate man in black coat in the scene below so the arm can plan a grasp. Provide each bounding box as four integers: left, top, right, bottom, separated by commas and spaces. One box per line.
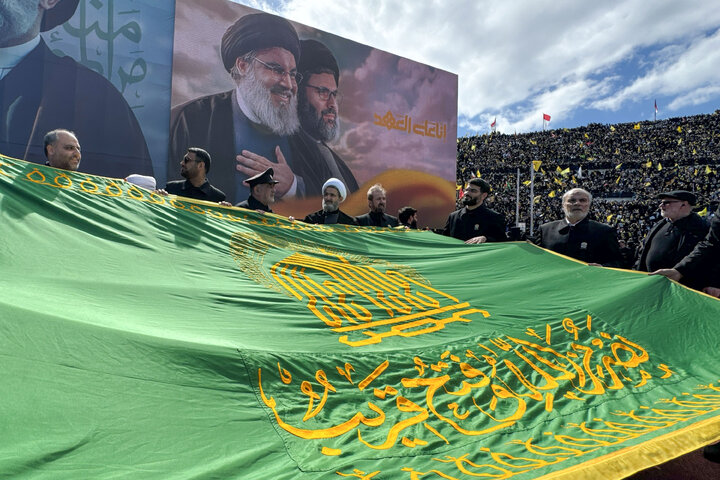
0, 0, 152, 178
235, 167, 278, 213
442, 178, 506, 243
356, 184, 399, 228
165, 148, 226, 203
303, 178, 357, 225
634, 190, 708, 288
534, 188, 621, 267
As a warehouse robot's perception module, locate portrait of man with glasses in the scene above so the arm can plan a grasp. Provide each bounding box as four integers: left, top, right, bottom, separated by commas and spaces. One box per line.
289, 39, 359, 196
169, 12, 324, 204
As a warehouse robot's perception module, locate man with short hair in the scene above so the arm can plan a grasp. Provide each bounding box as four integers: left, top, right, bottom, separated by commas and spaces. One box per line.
442, 178, 506, 244
289, 39, 358, 196
43, 129, 81, 171
398, 206, 418, 229
534, 187, 621, 266
170, 12, 314, 204
236, 167, 278, 213
165, 148, 226, 202
303, 178, 357, 225
0, 0, 152, 177
356, 184, 399, 227
634, 190, 708, 287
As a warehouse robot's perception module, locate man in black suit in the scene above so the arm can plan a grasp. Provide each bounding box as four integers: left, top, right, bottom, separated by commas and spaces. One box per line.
303, 178, 357, 225
356, 184, 399, 228
634, 190, 708, 287
534, 188, 621, 267
442, 178, 506, 243
164, 148, 226, 203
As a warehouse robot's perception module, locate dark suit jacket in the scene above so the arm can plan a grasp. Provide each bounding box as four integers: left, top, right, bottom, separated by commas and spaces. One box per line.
442, 205, 506, 242
236, 194, 272, 213
675, 205, 720, 286
165, 179, 225, 203
303, 209, 357, 225
634, 213, 708, 273
0, 39, 152, 177
356, 212, 399, 227
535, 217, 621, 267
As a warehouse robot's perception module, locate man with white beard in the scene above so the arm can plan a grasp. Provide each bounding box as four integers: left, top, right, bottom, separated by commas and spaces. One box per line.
302, 178, 357, 226
289, 39, 358, 196
0, 0, 152, 177
534, 187, 621, 267
170, 12, 318, 204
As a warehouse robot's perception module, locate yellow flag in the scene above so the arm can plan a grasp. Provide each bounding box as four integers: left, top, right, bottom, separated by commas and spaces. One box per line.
571, 176, 577, 184
615, 148, 620, 154
610, 126, 616, 132
530, 139, 537, 145
645, 181, 651, 186
548, 191, 556, 198
476, 170, 481, 178
657, 163, 662, 171
456, 184, 463, 191
706, 165, 712, 174
532, 160, 542, 172
554, 177, 562, 185
540, 168, 546, 175
615, 163, 622, 169
533, 195, 541, 204
678, 138, 683, 145
634, 123, 641, 130
560, 167, 570, 176
645, 160, 652, 168
584, 133, 589, 138
699, 207, 708, 217
523, 180, 531, 186
616, 176, 621, 184
677, 126, 682, 133
692, 148, 697, 155
471, 144, 476, 151
556, 166, 562, 173
694, 168, 698, 176
607, 214, 614, 222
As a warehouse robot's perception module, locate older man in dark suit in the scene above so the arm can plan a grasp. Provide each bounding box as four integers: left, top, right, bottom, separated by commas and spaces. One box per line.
534, 188, 621, 267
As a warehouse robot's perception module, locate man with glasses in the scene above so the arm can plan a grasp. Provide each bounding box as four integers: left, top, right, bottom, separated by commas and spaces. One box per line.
534, 187, 621, 266
164, 148, 226, 203
290, 39, 359, 196
634, 191, 709, 288
169, 12, 312, 204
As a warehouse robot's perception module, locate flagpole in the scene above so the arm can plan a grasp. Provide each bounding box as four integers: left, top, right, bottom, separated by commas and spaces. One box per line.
529, 163, 535, 237
515, 167, 520, 227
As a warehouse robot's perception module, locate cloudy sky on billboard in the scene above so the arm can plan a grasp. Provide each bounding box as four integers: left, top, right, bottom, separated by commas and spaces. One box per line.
235, 0, 720, 137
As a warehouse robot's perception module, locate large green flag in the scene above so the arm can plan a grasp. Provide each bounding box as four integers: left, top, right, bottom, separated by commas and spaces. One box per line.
1, 155, 719, 479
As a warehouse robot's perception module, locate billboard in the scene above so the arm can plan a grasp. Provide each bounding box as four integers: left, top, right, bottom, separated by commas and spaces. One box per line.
0, 0, 458, 226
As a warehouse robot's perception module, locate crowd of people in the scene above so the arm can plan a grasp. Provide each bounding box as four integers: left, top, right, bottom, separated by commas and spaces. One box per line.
457, 112, 720, 256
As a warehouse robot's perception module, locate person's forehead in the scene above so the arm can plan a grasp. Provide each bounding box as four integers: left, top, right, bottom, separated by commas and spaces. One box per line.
565, 192, 589, 200
185, 151, 197, 160
325, 186, 339, 195
57, 132, 78, 144
372, 191, 385, 199
255, 47, 296, 68
307, 72, 337, 89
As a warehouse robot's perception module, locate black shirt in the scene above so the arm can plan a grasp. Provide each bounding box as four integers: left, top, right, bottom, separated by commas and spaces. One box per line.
165, 179, 226, 202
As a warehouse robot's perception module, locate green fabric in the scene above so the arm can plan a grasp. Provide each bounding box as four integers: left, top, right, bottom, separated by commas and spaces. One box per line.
1, 155, 719, 479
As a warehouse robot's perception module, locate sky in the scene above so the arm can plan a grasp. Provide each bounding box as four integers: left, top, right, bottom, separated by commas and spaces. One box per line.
233, 0, 720, 138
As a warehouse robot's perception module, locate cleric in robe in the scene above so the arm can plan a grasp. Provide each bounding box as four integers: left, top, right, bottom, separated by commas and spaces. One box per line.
169, 12, 330, 205
0, 0, 153, 177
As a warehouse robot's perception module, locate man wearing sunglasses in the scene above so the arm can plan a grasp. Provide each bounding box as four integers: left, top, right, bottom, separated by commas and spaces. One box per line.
634, 190, 709, 288
170, 12, 314, 204
290, 39, 359, 196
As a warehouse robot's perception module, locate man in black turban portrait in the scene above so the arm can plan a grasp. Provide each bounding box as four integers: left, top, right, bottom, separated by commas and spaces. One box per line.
289, 39, 358, 195
0, 0, 153, 178
169, 12, 321, 205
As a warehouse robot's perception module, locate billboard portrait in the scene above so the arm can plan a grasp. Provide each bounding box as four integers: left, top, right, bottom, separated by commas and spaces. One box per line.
0, 0, 175, 179
170, 0, 458, 226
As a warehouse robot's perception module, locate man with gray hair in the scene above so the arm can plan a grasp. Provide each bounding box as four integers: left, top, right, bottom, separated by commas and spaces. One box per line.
303, 178, 357, 225
43, 129, 81, 171
170, 12, 313, 204
534, 187, 621, 267
356, 183, 399, 227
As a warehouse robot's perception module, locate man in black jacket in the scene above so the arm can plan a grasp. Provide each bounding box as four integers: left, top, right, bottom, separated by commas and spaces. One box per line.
634, 190, 708, 287
534, 188, 621, 267
303, 178, 357, 225
356, 184, 399, 228
442, 178, 506, 243
235, 167, 278, 213
165, 148, 226, 203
